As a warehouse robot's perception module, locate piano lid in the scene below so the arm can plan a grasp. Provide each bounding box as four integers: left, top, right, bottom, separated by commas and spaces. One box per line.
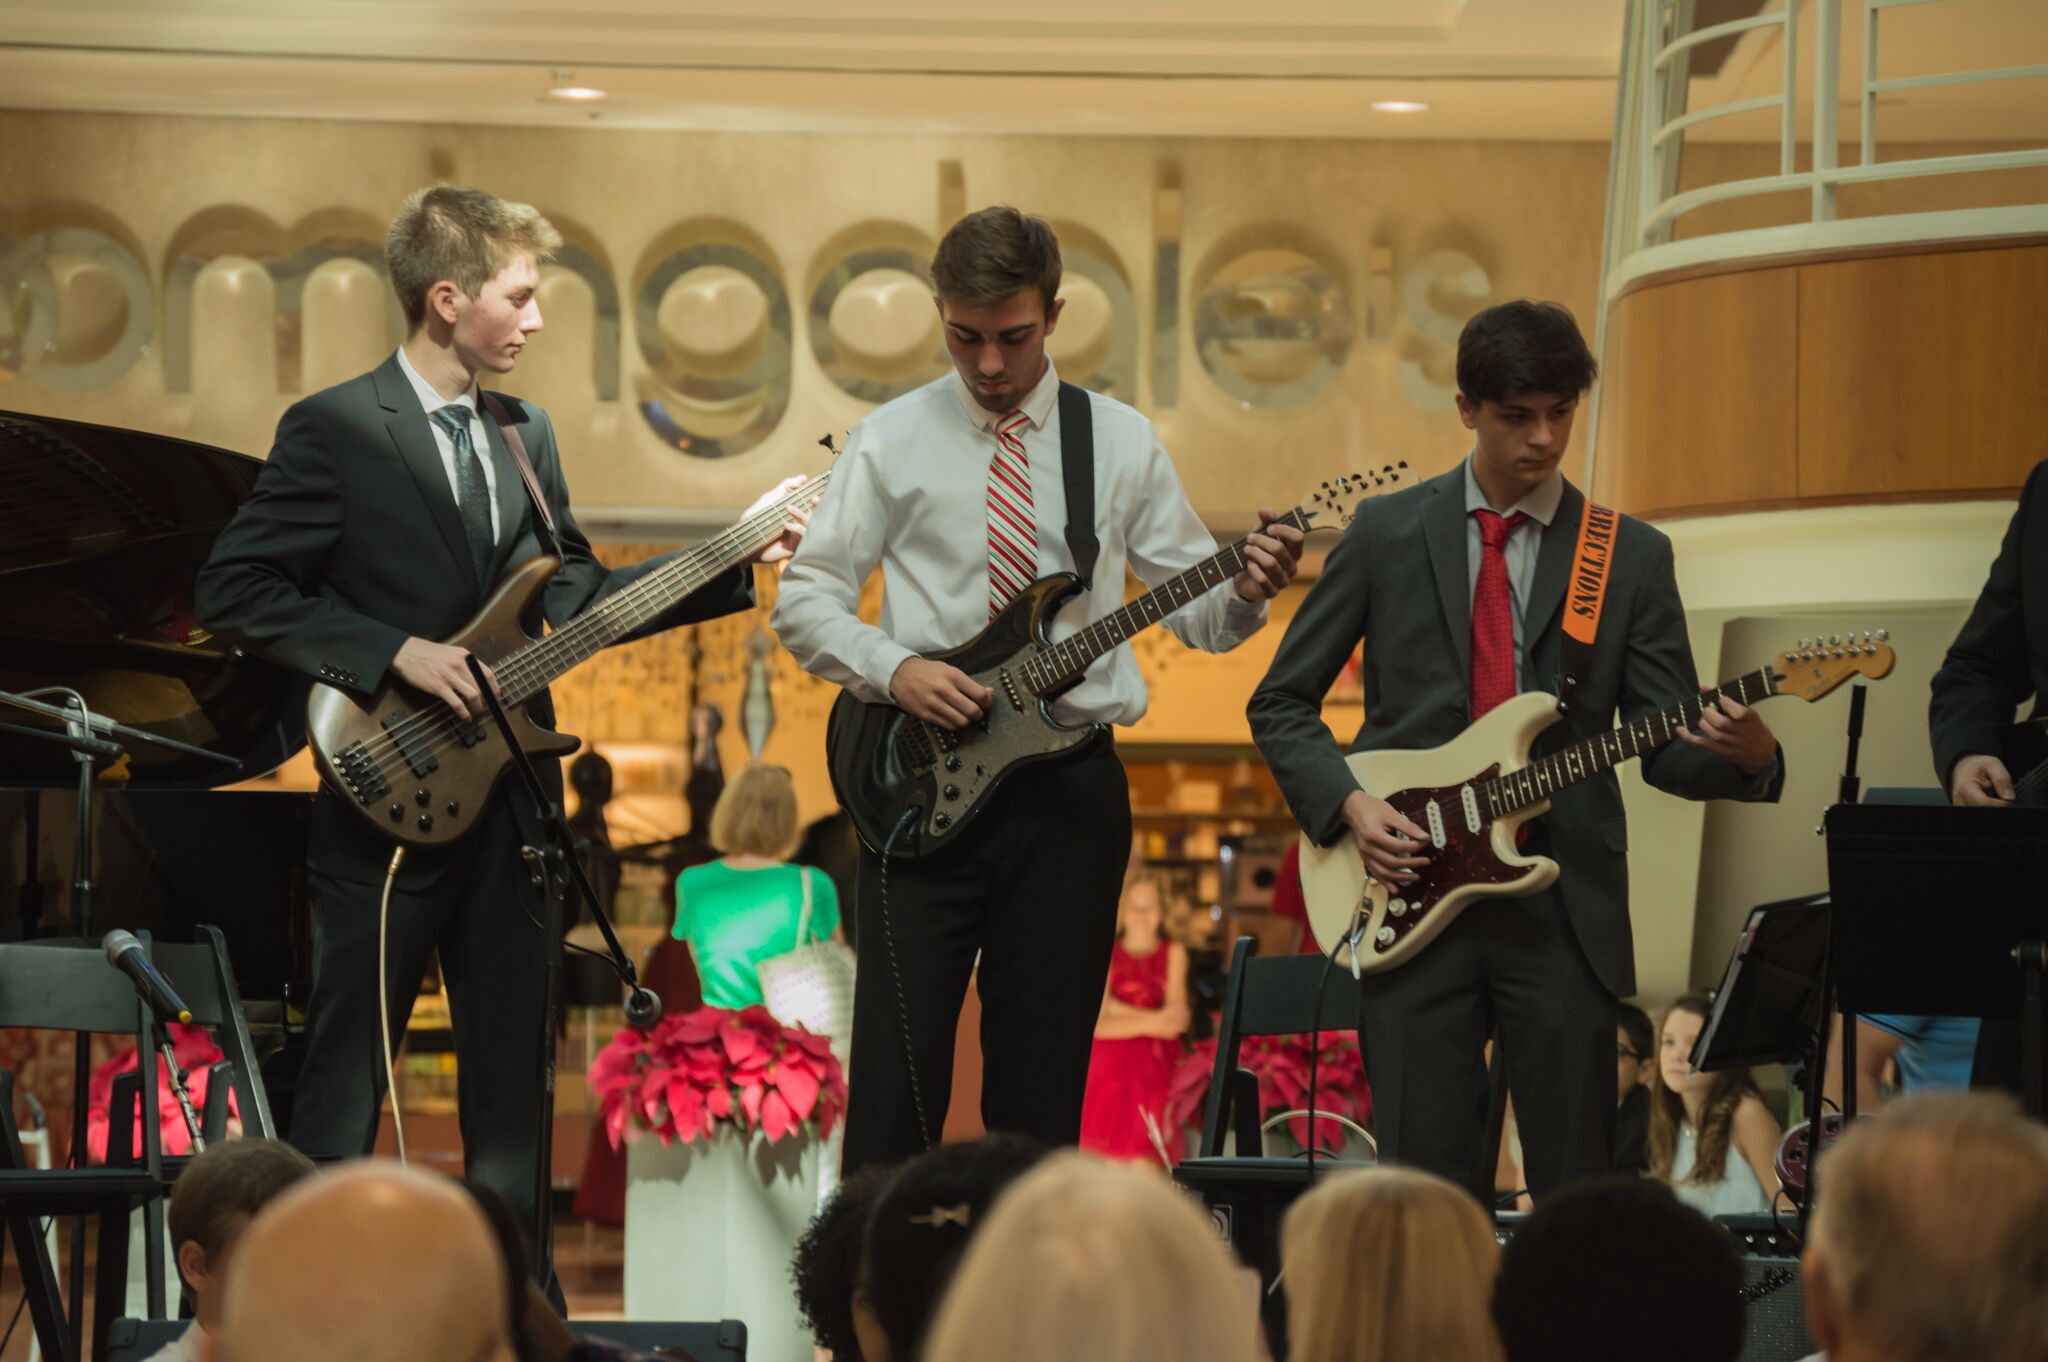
0, 408, 301, 788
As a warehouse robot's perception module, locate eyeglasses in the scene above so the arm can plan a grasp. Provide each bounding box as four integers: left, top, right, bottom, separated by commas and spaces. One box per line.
1616, 1045, 1642, 1060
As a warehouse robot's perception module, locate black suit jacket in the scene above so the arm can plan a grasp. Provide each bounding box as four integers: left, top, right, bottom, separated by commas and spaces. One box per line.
1247, 467, 1783, 998
196, 354, 752, 886
1929, 459, 2048, 790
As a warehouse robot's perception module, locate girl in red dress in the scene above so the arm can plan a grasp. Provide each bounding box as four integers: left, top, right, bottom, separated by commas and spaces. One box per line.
1079, 874, 1190, 1164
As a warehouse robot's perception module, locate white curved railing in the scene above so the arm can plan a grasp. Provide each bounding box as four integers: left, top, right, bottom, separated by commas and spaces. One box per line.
1587, 0, 2048, 485
1601, 0, 2048, 295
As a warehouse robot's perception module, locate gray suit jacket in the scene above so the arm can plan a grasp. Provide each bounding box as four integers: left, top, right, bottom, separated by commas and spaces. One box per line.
196, 353, 753, 887
1247, 466, 1783, 997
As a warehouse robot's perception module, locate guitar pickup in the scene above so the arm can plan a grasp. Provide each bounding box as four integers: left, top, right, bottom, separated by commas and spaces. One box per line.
459, 721, 488, 749
335, 741, 391, 804
382, 710, 441, 777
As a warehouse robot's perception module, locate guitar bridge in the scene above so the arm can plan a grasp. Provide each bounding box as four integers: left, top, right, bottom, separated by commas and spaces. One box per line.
335, 741, 391, 804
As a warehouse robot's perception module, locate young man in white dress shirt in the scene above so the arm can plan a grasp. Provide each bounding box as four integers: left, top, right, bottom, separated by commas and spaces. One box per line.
774, 206, 1304, 1171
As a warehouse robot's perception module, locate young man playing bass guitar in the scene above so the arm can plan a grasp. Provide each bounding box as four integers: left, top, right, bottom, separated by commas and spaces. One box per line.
772, 206, 1304, 1172
196, 185, 801, 1295
1247, 301, 1783, 1203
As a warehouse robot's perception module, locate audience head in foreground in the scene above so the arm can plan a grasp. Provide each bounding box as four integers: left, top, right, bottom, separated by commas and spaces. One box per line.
922, 1151, 1257, 1362
165, 1138, 316, 1341
207, 1161, 514, 1362
1492, 1175, 1743, 1362
861, 1132, 1047, 1362
1804, 1090, 2048, 1362
792, 1160, 899, 1362
1282, 1166, 1502, 1362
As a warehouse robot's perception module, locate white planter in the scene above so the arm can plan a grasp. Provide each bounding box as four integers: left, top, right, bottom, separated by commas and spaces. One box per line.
624, 1128, 820, 1362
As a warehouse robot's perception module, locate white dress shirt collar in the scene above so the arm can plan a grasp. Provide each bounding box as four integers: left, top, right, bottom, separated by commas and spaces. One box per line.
395, 345, 480, 419
949, 356, 1062, 434
1461, 451, 1565, 526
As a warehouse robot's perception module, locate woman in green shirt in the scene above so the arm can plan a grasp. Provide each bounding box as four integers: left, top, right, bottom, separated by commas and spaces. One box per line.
674, 762, 843, 1010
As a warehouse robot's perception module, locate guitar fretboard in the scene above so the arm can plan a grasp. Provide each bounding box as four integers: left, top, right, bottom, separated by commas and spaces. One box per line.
1019, 506, 1313, 696
490, 471, 830, 706
1481, 666, 1780, 816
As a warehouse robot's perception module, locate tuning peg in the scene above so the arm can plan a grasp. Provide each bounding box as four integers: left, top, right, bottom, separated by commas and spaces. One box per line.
1876, 628, 1889, 642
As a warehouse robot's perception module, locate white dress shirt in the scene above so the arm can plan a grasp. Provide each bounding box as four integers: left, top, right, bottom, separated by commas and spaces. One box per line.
1462, 452, 1564, 692
773, 358, 1267, 726
395, 345, 501, 542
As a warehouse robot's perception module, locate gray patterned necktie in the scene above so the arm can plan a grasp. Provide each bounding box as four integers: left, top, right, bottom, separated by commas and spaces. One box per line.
430, 404, 495, 582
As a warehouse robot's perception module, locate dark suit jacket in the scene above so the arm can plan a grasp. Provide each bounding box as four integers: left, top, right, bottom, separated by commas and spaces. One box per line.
195, 353, 752, 887
1246, 467, 1783, 998
1929, 459, 2048, 790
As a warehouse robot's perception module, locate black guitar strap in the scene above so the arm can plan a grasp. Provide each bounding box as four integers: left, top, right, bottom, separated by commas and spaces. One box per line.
1056, 381, 1099, 591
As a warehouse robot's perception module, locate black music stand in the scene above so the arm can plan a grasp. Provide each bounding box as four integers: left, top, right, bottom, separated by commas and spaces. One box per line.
1825, 803, 2048, 1117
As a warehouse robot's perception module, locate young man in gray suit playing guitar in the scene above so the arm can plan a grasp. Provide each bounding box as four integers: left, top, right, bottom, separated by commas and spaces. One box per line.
197, 186, 800, 1296
1248, 301, 1783, 1204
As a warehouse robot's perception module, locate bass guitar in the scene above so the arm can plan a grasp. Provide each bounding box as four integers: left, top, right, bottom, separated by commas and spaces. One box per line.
309, 470, 830, 848
827, 466, 1408, 859
1300, 632, 1897, 971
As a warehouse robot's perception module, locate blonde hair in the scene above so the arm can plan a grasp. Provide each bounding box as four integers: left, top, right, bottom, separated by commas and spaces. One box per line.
1811, 1091, 2048, 1362
923, 1152, 1254, 1362
1116, 870, 1170, 940
1281, 1167, 1503, 1362
708, 763, 799, 858
385, 184, 562, 328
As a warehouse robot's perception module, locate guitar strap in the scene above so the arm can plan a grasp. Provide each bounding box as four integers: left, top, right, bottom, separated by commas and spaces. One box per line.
479, 390, 560, 550
1056, 381, 1099, 590
1555, 496, 1619, 715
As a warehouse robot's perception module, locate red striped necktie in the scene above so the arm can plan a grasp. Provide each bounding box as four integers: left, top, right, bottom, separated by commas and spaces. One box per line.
985, 409, 1036, 619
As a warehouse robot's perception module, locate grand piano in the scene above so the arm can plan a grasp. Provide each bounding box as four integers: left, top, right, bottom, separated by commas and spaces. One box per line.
1, 406, 311, 1007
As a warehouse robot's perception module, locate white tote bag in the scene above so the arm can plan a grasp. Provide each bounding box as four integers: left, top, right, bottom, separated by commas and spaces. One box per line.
756, 866, 855, 1061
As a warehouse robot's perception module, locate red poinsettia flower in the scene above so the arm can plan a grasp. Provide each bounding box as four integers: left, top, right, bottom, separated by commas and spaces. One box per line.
590, 1006, 847, 1151
1167, 1029, 1372, 1154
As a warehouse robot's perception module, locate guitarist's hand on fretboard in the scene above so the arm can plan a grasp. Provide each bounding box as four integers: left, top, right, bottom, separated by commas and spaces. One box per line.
889, 656, 994, 730
1951, 753, 2018, 806
390, 637, 498, 722
1231, 507, 1306, 602
1340, 788, 1433, 885
744, 474, 815, 564
1671, 694, 1777, 775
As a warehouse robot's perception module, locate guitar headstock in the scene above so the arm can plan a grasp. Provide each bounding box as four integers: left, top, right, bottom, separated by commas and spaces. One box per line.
1774, 630, 1896, 702
1297, 462, 1410, 534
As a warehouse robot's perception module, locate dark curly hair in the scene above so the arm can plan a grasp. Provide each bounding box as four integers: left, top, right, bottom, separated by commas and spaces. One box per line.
790, 1161, 899, 1362
861, 1134, 1048, 1362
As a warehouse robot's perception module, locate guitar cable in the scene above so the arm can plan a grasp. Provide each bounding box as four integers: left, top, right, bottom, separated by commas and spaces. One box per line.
379, 845, 409, 1166
877, 807, 936, 1151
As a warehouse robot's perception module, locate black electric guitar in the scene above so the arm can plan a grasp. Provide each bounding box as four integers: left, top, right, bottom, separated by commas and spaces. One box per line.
309, 470, 829, 848
825, 466, 1408, 859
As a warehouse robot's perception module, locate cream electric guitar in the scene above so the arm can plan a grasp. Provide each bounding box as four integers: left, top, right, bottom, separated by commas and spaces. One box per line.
1301, 632, 1896, 972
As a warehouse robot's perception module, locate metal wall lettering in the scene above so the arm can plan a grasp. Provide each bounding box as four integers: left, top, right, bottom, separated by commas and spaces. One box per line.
164, 221, 399, 393
1047, 227, 1137, 402
632, 237, 792, 459
1151, 168, 1182, 409
806, 242, 947, 406
1193, 242, 1353, 410
548, 242, 622, 402
0, 228, 153, 391
1394, 248, 1491, 412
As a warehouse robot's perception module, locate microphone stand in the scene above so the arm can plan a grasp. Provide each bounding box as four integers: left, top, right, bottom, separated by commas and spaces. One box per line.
152, 1014, 206, 1155
464, 657, 661, 1293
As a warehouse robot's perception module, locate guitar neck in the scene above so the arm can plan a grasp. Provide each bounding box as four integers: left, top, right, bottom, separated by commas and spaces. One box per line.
495, 470, 830, 705
1023, 505, 1311, 695
1488, 666, 1781, 814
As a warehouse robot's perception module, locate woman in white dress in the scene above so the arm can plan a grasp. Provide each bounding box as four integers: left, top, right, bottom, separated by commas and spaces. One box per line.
1648, 995, 1784, 1218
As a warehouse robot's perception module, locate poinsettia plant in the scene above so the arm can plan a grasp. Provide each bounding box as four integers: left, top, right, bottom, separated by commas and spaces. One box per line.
1165, 1030, 1372, 1154
590, 1005, 847, 1150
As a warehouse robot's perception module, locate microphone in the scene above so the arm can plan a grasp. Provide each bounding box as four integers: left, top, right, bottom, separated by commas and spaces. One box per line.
623, 986, 663, 1030
102, 930, 193, 1025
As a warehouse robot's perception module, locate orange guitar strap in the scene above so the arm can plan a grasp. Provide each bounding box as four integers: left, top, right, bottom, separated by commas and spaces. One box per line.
479, 390, 559, 544
1556, 497, 1618, 714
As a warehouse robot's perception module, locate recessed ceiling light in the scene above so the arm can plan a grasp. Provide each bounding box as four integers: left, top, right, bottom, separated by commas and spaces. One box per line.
1370, 100, 1431, 114
545, 85, 609, 102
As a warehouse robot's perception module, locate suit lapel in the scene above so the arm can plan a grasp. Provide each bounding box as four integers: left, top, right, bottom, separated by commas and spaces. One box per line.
373, 356, 481, 597
1524, 479, 1585, 648
1421, 472, 1473, 681
478, 401, 532, 579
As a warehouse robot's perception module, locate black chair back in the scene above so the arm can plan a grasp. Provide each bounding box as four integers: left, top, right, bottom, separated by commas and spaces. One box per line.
1196, 936, 1360, 1158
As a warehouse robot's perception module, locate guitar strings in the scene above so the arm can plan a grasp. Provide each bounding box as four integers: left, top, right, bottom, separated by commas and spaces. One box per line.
341, 474, 827, 782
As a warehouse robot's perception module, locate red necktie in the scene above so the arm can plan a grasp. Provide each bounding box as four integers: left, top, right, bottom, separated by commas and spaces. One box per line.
985, 410, 1035, 619
1470, 509, 1531, 721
